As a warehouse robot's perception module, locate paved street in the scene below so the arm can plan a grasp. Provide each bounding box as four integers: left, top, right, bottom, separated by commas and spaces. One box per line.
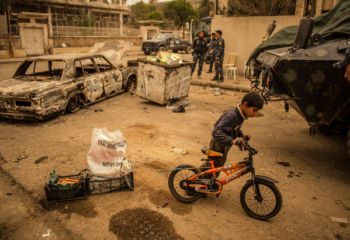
0, 59, 349, 239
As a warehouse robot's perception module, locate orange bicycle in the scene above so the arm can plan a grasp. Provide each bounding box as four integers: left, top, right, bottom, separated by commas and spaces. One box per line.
168, 139, 282, 220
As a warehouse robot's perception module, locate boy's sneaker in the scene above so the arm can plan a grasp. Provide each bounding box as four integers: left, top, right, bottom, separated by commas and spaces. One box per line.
211, 77, 218, 81
217, 79, 224, 82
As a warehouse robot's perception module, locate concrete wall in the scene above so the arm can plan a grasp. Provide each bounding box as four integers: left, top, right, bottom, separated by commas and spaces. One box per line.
212, 15, 300, 74
53, 36, 142, 48
0, 37, 22, 50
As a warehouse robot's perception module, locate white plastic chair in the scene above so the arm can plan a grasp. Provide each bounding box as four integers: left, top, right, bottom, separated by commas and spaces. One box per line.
224, 53, 238, 80
226, 66, 238, 80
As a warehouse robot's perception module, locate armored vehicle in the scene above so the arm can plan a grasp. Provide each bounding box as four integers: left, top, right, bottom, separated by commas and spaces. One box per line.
246, 0, 350, 155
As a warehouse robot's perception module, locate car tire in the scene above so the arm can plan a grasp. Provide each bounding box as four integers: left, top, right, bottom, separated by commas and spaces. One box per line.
66, 95, 81, 113
159, 46, 166, 52
125, 75, 137, 93
185, 45, 192, 54
144, 51, 151, 55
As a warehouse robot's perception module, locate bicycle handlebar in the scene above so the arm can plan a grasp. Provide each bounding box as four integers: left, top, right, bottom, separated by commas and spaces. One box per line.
236, 138, 258, 155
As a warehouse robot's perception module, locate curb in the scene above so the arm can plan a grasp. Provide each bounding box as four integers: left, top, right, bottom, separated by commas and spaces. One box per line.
0, 58, 25, 64
190, 79, 251, 92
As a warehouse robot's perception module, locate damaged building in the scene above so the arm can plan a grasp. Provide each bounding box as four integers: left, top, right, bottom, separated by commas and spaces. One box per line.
0, 0, 140, 57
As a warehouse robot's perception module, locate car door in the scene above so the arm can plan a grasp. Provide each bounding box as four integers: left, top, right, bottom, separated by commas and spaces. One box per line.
173, 34, 181, 50
93, 56, 123, 96
75, 58, 104, 103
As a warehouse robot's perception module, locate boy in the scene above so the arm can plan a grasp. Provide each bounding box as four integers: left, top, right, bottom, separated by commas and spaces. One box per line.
204, 92, 264, 171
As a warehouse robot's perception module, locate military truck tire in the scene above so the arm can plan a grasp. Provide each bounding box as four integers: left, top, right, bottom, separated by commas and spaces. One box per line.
144, 51, 151, 55
347, 127, 350, 157
159, 46, 166, 52
66, 95, 81, 113
185, 45, 192, 54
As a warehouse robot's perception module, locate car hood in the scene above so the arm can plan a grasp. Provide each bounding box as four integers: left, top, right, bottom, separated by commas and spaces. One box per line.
0, 78, 60, 99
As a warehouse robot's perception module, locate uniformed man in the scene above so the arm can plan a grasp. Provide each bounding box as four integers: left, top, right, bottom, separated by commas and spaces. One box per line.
206, 33, 216, 73
212, 30, 225, 82
191, 31, 208, 78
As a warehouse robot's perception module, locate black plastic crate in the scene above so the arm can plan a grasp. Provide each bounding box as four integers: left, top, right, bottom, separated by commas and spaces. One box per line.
45, 174, 88, 201
87, 172, 134, 195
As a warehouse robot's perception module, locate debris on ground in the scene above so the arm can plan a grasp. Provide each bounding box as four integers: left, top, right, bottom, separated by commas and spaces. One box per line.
41, 228, 52, 238
172, 105, 186, 113
334, 233, 344, 240
276, 161, 290, 167
330, 217, 349, 224
34, 156, 48, 164
14, 152, 28, 162
94, 109, 104, 112
89, 40, 133, 66
171, 147, 186, 155
335, 200, 350, 211
166, 100, 197, 112
162, 201, 169, 208
213, 87, 221, 96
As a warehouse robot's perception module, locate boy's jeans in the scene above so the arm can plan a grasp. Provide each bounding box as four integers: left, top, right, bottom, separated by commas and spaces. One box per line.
200, 138, 232, 177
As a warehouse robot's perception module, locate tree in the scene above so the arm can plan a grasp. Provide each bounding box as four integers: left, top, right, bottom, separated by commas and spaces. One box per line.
0, 0, 10, 13
144, 10, 164, 21
163, 0, 199, 30
227, 0, 296, 16
131, 1, 157, 20
198, 0, 211, 18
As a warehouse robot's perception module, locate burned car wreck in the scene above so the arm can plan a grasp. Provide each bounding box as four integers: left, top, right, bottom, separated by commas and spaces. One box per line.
0, 54, 137, 120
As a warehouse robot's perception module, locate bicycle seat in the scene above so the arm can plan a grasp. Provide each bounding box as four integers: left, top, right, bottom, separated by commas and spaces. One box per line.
201, 147, 223, 157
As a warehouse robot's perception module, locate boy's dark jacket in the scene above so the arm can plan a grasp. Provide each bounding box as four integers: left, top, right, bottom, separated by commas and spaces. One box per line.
212, 106, 244, 146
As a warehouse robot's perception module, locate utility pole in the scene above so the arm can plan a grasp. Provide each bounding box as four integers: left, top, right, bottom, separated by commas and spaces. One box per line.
6, 4, 14, 58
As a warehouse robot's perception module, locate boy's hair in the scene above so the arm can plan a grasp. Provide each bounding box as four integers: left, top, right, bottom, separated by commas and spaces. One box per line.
216, 30, 222, 36
241, 92, 264, 109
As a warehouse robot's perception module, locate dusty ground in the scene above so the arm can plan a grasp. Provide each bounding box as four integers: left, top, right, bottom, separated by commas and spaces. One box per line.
0, 61, 350, 240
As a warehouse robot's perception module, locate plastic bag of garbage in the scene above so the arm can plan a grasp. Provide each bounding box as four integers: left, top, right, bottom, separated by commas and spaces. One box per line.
156, 52, 182, 65
87, 128, 132, 176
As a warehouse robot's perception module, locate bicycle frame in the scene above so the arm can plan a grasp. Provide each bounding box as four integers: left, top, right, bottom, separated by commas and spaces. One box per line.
187, 152, 256, 195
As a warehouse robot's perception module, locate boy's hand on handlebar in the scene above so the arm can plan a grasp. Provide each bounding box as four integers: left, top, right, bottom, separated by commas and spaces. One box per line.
233, 137, 245, 147
243, 134, 251, 141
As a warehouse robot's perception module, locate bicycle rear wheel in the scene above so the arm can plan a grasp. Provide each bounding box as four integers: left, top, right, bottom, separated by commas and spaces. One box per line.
240, 178, 282, 220
168, 164, 203, 204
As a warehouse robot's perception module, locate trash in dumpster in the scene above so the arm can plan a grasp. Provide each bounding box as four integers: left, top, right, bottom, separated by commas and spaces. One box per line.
45, 129, 134, 202
146, 52, 182, 65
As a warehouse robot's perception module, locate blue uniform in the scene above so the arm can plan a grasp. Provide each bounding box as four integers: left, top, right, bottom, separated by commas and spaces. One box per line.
214, 37, 225, 80
192, 36, 208, 76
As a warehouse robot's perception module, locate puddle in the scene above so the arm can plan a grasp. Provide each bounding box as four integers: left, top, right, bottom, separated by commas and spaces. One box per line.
109, 208, 183, 240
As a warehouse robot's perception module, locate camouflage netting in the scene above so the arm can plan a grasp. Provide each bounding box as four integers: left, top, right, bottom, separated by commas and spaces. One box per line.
248, 0, 350, 62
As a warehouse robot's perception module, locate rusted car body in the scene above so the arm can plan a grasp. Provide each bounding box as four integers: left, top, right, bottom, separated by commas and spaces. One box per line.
0, 54, 137, 120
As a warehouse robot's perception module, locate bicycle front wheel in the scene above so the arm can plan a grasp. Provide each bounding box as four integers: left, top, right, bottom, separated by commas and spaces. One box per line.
168, 164, 203, 204
240, 178, 282, 220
